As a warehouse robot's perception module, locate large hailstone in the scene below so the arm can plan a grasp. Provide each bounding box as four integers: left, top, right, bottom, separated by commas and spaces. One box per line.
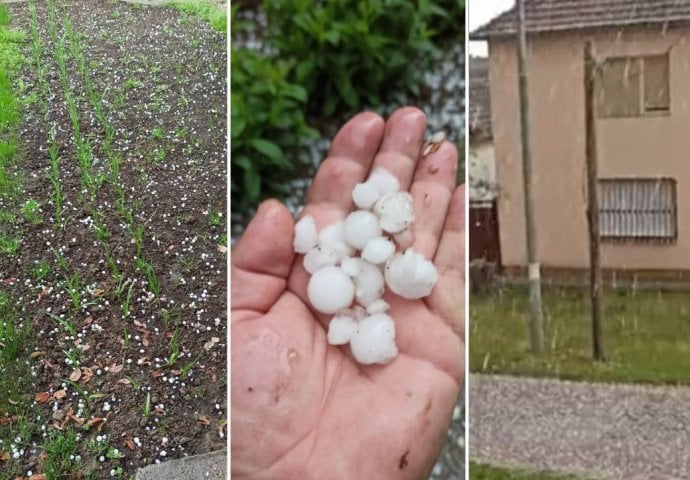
374, 192, 414, 233
307, 266, 355, 314
349, 313, 398, 365
385, 248, 438, 299
344, 210, 381, 250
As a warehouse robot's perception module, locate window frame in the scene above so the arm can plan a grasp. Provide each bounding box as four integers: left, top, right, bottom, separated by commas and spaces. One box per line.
595, 53, 671, 118
598, 177, 678, 244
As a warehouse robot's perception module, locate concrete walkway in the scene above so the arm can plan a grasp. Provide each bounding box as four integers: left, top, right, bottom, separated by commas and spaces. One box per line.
470, 374, 690, 479
136, 450, 226, 480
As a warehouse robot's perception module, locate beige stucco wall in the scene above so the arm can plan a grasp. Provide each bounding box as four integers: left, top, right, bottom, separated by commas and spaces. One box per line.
489, 25, 690, 271
469, 141, 497, 202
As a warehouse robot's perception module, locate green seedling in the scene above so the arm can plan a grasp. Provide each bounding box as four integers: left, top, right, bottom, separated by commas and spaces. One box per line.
142, 391, 151, 418
31, 260, 51, 280
48, 312, 76, 336
0, 234, 19, 255
21, 198, 41, 224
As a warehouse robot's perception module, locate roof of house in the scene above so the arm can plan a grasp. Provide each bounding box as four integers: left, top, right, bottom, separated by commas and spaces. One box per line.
469, 57, 492, 141
470, 0, 690, 40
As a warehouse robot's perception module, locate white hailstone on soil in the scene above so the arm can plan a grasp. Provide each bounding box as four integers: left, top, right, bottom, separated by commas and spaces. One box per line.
307, 266, 355, 314
352, 259, 385, 307
344, 210, 381, 250
293, 215, 317, 253
318, 221, 354, 260
374, 192, 414, 233
385, 248, 438, 299
303, 245, 338, 274
349, 314, 398, 365
361, 236, 395, 264
327, 313, 357, 345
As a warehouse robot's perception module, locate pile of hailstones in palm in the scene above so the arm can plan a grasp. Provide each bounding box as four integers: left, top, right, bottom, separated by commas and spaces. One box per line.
294, 167, 438, 365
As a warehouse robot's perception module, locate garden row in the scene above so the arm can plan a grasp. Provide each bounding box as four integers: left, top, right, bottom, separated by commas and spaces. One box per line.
0, 1, 226, 478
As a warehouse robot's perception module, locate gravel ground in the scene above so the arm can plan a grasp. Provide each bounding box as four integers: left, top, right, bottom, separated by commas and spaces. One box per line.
470, 374, 690, 479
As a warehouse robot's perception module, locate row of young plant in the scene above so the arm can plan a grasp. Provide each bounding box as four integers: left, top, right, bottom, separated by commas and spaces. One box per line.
2, 2, 166, 477
0, 5, 103, 480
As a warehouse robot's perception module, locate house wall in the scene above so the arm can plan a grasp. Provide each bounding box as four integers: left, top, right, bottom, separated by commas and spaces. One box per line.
489, 25, 690, 272
468, 140, 496, 202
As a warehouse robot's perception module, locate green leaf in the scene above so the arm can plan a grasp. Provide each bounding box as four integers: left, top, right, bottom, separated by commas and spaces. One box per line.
244, 168, 261, 201
233, 155, 251, 171
249, 138, 283, 161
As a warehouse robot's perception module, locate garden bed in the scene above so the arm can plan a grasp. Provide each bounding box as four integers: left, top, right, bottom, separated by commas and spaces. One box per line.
0, 1, 226, 478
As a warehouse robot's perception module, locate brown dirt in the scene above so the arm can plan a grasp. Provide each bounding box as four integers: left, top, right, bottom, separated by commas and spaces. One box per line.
1, 0, 226, 477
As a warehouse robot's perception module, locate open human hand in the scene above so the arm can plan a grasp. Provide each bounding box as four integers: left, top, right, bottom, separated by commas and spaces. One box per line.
231, 107, 465, 479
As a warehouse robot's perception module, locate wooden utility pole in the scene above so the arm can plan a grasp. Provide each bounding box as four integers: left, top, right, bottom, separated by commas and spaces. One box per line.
584, 40, 605, 361
515, 0, 544, 353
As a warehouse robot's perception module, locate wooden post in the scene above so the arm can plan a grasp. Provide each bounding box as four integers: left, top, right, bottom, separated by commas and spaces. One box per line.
516, 0, 544, 353
584, 40, 606, 362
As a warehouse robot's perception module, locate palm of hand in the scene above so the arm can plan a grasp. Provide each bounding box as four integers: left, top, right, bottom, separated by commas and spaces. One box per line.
232, 108, 465, 479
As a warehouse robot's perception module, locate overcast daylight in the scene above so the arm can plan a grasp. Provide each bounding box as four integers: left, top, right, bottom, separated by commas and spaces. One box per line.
469, 0, 514, 56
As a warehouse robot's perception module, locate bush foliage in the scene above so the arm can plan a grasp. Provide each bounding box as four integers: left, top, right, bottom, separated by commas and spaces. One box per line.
231, 0, 464, 217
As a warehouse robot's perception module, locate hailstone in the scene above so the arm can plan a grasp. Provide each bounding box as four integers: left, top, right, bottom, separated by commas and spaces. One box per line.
327, 313, 357, 345
375, 192, 414, 233
385, 248, 438, 299
307, 266, 355, 314
349, 313, 398, 365
293, 215, 317, 254
361, 237, 395, 264
344, 210, 381, 250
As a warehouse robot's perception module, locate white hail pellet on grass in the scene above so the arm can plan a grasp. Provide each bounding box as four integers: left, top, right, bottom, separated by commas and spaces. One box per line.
294, 165, 439, 365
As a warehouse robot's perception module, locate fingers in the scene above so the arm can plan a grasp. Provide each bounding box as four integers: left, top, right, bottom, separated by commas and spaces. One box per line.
306, 111, 385, 210
370, 107, 427, 191
409, 141, 458, 260
427, 185, 466, 339
231, 200, 295, 317
434, 185, 465, 272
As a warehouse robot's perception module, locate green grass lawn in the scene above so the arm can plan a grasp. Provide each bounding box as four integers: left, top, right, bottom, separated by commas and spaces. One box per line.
470, 286, 690, 384
470, 463, 590, 479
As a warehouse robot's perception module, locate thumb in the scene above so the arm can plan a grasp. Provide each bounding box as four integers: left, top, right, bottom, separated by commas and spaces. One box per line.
231, 199, 295, 316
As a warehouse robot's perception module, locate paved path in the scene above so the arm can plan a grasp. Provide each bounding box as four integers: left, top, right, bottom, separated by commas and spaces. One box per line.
470, 374, 690, 480
136, 450, 226, 480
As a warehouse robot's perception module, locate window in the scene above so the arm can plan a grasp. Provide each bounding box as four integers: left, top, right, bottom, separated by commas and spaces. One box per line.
596, 54, 670, 117
598, 178, 677, 242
